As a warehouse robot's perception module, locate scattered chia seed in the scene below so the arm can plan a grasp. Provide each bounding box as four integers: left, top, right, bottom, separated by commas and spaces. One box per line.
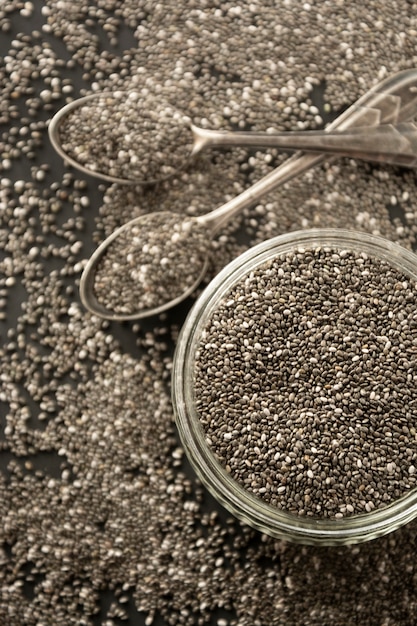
58, 92, 194, 183
3, 1, 417, 625
194, 247, 417, 518
92, 213, 210, 315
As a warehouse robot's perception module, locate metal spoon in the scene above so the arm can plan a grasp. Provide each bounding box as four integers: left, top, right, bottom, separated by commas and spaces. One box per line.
79, 69, 417, 321
49, 81, 417, 185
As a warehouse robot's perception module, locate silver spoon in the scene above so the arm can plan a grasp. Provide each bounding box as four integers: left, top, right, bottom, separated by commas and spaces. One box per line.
79, 69, 417, 321
49, 82, 417, 186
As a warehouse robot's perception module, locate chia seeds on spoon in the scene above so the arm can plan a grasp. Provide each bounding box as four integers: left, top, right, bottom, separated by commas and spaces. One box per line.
58, 91, 194, 183
92, 212, 210, 315
194, 246, 417, 519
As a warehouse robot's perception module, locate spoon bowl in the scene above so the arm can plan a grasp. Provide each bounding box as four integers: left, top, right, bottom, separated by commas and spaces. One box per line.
78, 69, 417, 320
80, 212, 211, 320
48, 93, 195, 185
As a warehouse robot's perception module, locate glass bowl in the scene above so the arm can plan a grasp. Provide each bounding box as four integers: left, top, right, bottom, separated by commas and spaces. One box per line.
172, 228, 417, 545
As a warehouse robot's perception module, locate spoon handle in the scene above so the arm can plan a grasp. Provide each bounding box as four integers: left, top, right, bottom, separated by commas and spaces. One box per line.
199, 69, 417, 233
192, 122, 417, 168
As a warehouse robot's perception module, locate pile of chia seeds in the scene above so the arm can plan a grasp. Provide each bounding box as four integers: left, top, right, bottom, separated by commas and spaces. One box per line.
2, 1, 417, 625
194, 246, 417, 518
58, 92, 194, 183
93, 213, 209, 314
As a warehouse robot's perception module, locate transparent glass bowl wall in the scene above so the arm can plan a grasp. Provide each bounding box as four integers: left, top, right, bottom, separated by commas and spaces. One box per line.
172, 229, 417, 546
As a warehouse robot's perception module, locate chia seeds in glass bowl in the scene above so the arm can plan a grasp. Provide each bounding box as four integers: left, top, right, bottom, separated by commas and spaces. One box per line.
172, 229, 417, 545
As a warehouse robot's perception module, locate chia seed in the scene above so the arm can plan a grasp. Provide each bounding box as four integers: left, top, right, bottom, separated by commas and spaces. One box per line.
58, 92, 194, 183
92, 213, 210, 314
194, 246, 417, 518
